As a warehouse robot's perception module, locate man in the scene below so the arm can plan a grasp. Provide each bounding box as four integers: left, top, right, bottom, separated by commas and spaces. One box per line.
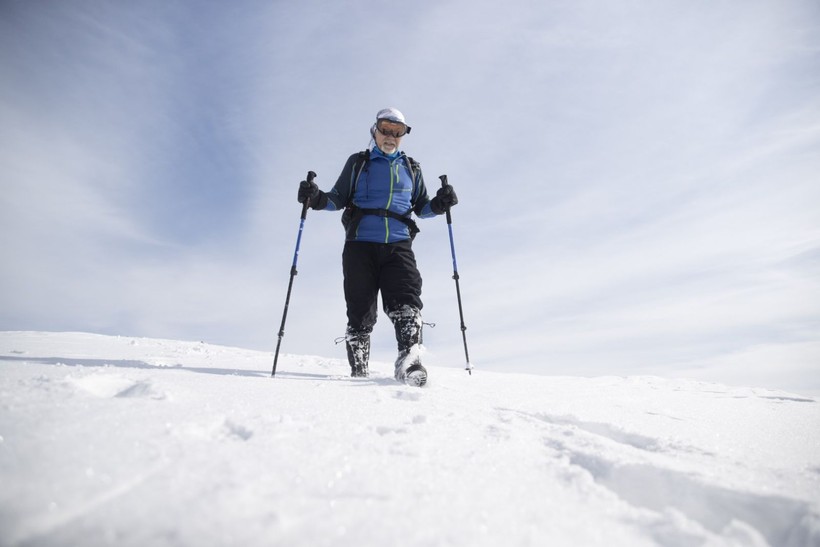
297, 107, 458, 386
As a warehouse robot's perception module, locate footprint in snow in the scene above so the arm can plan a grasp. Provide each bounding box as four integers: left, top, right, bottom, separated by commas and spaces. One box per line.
564, 452, 819, 547
393, 390, 422, 401
374, 425, 408, 436
173, 417, 254, 442
68, 374, 166, 400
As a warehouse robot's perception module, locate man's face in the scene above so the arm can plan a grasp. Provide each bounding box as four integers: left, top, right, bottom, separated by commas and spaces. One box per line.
374, 119, 408, 155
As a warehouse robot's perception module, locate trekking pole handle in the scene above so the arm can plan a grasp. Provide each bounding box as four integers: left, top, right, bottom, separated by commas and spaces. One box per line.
300, 170, 316, 220
438, 175, 453, 224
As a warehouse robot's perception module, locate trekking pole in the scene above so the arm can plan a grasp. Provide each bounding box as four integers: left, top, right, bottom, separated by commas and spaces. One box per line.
272, 170, 315, 377
439, 175, 473, 375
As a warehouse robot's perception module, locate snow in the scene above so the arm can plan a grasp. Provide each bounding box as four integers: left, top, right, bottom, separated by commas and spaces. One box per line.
1, 331, 819, 547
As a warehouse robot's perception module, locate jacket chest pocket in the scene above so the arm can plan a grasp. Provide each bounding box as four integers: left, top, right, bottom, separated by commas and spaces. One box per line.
392, 165, 414, 194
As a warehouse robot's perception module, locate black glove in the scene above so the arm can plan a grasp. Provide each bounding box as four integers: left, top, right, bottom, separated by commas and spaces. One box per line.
297, 179, 319, 204
297, 179, 327, 209
430, 184, 458, 215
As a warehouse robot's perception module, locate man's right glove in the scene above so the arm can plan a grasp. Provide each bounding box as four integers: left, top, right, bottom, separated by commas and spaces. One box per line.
430, 184, 458, 215
297, 179, 327, 209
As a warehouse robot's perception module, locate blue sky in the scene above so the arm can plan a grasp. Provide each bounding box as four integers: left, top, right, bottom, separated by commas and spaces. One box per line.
2, 0, 819, 393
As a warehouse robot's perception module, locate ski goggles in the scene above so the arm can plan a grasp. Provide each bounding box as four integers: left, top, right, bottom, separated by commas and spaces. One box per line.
376, 118, 411, 138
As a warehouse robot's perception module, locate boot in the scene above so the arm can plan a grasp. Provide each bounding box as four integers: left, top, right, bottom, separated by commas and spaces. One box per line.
345, 328, 370, 378
388, 305, 426, 385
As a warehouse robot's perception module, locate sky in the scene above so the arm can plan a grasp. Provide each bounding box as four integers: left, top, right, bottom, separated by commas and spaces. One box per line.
1, 0, 819, 394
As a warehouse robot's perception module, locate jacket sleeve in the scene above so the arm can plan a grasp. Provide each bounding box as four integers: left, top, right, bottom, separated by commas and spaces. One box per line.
322, 153, 359, 211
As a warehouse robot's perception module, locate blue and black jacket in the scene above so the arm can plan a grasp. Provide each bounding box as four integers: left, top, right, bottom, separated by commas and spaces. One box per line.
321, 147, 438, 243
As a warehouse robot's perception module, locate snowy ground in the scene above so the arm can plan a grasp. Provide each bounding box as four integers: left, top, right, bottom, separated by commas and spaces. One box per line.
1, 332, 818, 547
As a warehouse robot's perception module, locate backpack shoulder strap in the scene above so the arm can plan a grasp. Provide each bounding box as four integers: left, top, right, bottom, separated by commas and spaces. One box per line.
347, 150, 370, 207
402, 153, 419, 182
402, 153, 422, 202
356, 149, 369, 169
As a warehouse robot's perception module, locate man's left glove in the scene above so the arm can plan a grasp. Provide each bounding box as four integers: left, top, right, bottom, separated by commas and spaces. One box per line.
297, 179, 327, 209
430, 184, 458, 215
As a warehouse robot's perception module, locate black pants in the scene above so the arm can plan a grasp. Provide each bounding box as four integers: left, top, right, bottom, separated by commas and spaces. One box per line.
343, 240, 423, 333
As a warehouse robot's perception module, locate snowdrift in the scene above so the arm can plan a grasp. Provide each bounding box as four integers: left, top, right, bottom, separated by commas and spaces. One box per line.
1, 332, 818, 546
